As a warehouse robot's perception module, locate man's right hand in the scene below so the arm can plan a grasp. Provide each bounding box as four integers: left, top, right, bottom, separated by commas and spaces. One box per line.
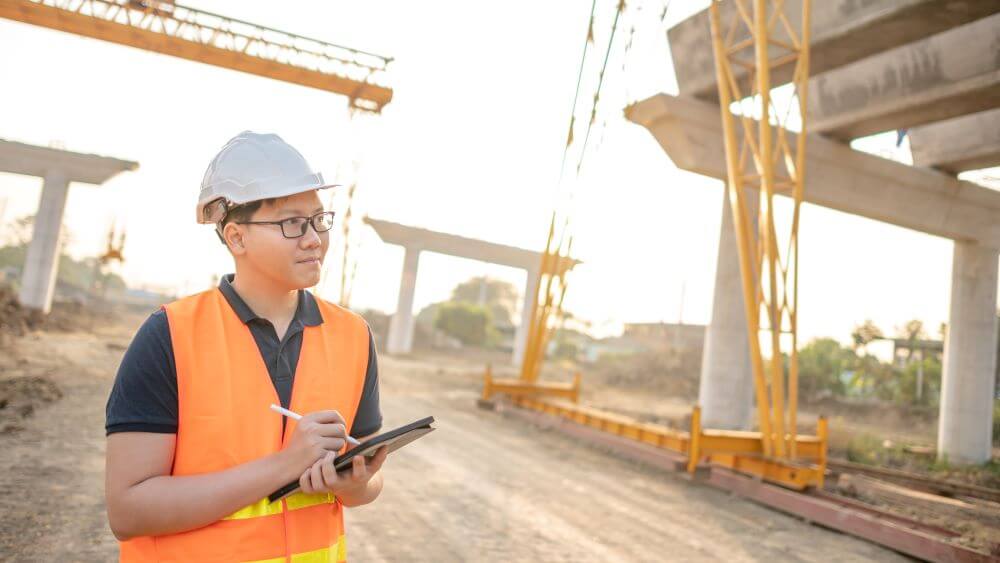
282, 410, 350, 473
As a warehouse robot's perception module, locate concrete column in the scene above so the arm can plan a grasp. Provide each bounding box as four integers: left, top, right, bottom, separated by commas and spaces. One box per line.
386, 245, 421, 355
512, 266, 540, 365
698, 191, 758, 430
937, 241, 999, 464
19, 171, 69, 313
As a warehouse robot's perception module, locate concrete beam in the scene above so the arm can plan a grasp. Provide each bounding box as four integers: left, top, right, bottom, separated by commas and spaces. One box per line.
0, 138, 137, 184
364, 217, 580, 272
366, 217, 581, 363
809, 13, 1000, 139
625, 94, 1000, 248
669, 1, 999, 101
937, 241, 998, 464
0, 139, 137, 313
908, 107, 1000, 174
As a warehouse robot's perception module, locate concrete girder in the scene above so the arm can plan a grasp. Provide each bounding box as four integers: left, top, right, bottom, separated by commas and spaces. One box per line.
908, 107, 1000, 174
668, 1, 999, 101
809, 13, 1000, 139
625, 93, 1000, 248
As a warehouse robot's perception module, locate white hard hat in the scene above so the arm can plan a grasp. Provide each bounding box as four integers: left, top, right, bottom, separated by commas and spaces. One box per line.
197, 131, 339, 224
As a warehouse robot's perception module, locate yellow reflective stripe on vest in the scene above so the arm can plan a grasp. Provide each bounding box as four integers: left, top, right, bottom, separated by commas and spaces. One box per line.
245, 535, 347, 563
225, 492, 336, 520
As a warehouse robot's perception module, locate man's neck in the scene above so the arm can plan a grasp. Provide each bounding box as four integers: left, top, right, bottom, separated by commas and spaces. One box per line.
229, 269, 298, 324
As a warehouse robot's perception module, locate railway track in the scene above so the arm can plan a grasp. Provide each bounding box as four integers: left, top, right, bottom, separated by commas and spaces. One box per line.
827, 458, 1000, 504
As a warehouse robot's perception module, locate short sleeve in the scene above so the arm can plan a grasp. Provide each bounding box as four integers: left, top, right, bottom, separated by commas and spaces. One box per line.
105, 309, 179, 435
349, 327, 382, 437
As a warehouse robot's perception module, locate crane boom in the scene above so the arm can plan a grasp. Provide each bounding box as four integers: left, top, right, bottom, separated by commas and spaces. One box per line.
0, 0, 393, 112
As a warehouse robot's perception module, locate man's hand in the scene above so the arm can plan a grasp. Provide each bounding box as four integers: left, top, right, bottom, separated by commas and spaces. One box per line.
282, 410, 351, 474
299, 446, 388, 500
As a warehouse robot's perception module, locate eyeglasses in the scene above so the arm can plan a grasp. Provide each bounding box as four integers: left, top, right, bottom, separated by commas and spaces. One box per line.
236, 211, 336, 239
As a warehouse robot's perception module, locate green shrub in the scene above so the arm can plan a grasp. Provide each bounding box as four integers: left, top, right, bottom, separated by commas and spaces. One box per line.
434, 302, 494, 347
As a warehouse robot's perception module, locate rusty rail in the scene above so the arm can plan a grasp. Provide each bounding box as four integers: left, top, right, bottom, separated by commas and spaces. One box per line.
827, 458, 1000, 504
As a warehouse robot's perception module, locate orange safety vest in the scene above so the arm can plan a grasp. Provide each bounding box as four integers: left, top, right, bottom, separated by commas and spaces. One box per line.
119, 288, 370, 563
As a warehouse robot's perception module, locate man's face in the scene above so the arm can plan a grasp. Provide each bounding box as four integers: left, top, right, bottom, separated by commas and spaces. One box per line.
237, 190, 330, 290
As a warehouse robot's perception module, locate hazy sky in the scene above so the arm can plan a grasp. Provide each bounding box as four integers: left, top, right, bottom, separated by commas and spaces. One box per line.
0, 0, 994, 345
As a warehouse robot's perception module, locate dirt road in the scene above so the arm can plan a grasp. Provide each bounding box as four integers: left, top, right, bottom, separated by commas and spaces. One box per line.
0, 318, 908, 561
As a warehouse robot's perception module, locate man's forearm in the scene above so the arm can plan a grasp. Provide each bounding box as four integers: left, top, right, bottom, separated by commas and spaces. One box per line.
112, 451, 300, 540
339, 473, 383, 507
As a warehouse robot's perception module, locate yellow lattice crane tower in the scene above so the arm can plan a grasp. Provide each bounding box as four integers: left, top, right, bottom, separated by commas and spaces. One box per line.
479, 0, 621, 407
481, 207, 582, 404
699, 0, 826, 488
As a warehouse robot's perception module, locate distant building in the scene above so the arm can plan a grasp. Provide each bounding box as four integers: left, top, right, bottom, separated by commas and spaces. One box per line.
888, 338, 943, 368
622, 322, 706, 355
579, 335, 645, 364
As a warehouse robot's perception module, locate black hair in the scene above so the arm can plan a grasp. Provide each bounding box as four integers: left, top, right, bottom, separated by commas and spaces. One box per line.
215, 197, 278, 245
221, 198, 275, 228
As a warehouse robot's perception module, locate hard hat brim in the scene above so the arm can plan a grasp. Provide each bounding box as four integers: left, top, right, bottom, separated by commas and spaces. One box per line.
197, 181, 341, 224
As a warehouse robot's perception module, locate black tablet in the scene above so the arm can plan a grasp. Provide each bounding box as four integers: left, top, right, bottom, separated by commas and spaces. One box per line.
268, 416, 435, 502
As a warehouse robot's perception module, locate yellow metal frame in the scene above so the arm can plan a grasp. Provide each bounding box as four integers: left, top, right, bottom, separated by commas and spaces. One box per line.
512, 397, 827, 490
482, 365, 581, 403
481, 179, 578, 402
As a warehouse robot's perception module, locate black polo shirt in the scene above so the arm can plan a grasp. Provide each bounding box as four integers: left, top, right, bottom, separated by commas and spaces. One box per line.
105, 274, 382, 437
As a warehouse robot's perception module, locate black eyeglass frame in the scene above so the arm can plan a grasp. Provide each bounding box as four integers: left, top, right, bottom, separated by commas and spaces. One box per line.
235, 210, 336, 239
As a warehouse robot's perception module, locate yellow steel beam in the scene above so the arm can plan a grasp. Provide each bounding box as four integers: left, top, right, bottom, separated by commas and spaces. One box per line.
511, 396, 825, 470
701, 430, 823, 459
687, 405, 702, 473
509, 397, 826, 489
708, 453, 821, 490
0, 0, 393, 112
483, 365, 581, 403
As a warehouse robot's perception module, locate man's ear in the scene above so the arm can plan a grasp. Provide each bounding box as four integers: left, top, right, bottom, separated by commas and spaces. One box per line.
223, 223, 247, 255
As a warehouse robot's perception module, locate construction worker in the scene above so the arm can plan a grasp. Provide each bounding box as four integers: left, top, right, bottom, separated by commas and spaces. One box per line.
104, 131, 385, 562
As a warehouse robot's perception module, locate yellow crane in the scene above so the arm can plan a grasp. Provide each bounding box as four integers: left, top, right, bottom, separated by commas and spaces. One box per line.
480, 0, 621, 406
702, 0, 825, 487
0, 0, 393, 113
485, 0, 827, 491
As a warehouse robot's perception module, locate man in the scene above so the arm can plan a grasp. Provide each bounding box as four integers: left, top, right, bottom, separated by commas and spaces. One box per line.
105, 131, 385, 562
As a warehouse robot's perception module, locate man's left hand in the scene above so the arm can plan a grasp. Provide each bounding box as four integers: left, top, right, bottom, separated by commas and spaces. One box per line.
298, 446, 388, 496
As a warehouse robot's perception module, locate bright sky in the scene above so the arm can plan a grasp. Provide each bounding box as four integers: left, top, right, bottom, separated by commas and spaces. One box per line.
0, 0, 994, 345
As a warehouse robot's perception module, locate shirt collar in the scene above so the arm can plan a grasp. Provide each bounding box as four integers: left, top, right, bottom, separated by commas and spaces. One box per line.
218, 274, 323, 327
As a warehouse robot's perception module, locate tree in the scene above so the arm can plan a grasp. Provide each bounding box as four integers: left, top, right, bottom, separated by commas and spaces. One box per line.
450, 276, 518, 326
896, 319, 926, 362
798, 338, 856, 399
2, 214, 72, 249
434, 302, 494, 347
0, 214, 125, 294
897, 356, 942, 406
850, 319, 883, 354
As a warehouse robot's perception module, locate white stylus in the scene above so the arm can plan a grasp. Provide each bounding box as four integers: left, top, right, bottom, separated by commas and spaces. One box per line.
269, 404, 361, 446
